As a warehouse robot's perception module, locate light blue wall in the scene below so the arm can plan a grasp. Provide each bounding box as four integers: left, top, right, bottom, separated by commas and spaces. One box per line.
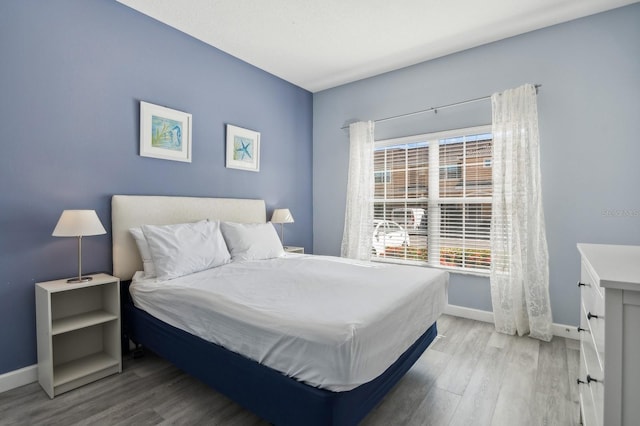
313, 4, 640, 326
0, 0, 312, 374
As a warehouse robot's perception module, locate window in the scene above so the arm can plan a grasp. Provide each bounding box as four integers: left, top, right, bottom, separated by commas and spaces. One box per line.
374, 171, 390, 183
372, 125, 492, 273
443, 165, 461, 180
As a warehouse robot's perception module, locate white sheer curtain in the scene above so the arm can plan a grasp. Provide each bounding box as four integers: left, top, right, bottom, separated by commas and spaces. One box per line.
341, 121, 375, 260
490, 84, 553, 341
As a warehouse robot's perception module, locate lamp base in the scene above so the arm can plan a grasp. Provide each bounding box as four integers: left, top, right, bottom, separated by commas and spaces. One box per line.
67, 276, 93, 284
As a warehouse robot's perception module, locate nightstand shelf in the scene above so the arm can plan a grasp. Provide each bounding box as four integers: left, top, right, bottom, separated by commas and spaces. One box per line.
52, 310, 119, 335
36, 273, 122, 398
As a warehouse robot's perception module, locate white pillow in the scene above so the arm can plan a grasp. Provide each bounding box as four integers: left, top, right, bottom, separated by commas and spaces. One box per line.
129, 227, 156, 278
220, 222, 285, 261
141, 220, 230, 280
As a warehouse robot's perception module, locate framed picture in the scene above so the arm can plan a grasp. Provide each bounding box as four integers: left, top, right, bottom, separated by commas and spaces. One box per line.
226, 124, 260, 172
140, 101, 192, 163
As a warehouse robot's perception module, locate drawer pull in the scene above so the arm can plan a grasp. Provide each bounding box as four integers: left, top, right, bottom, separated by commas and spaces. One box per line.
577, 378, 586, 385
587, 312, 600, 320
587, 375, 599, 384
577, 327, 587, 332
577, 281, 588, 287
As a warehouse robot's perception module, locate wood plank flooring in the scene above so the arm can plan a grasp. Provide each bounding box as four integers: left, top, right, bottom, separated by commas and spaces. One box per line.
0, 315, 580, 425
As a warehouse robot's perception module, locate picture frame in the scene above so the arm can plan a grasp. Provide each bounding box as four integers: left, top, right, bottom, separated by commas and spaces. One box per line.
140, 101, 192, 163
226, 124, 260, 172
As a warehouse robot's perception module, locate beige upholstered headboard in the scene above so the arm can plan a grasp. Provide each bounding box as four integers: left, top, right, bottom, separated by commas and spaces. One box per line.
112, 195, 266, 280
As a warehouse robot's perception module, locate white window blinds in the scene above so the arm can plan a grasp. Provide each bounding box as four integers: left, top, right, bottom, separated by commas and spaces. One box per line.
373, 125, 492, 273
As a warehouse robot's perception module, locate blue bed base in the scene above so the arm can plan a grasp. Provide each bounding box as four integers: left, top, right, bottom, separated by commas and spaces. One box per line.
122, 285, 438, 426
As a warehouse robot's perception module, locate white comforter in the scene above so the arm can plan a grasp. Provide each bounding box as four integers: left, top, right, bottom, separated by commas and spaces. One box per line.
130, 254, 448, 391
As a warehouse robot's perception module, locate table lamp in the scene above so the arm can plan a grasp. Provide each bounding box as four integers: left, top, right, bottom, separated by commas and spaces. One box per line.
52, 210, 106, 283
271, 208, 294, 247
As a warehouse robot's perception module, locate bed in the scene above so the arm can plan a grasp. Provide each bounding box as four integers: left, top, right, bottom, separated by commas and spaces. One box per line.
112, 195, 448, 425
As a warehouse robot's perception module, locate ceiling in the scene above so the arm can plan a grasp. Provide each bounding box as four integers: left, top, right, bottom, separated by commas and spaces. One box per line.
117, 0, 637, 92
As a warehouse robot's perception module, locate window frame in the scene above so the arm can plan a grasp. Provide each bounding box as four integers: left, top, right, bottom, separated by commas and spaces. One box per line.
373, 124, 493, 276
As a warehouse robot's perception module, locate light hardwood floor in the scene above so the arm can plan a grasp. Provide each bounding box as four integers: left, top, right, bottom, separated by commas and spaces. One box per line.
0, 315, 580, 425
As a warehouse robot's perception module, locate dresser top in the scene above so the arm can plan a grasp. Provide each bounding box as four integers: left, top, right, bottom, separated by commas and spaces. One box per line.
577, 243, 640, 291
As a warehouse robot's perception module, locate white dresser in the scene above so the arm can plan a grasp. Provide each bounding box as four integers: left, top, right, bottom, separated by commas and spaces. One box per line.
577, 243, 640, 426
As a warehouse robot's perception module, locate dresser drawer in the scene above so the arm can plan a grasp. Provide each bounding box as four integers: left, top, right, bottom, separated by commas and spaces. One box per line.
581, 287, 605, 366
581, 260, 603, 299
581, 263, 605, 360
579, 344, 599, 426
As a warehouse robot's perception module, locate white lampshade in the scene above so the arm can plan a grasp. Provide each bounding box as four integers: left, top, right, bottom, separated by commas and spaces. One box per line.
52, 210, 106, 237
271, 208, 294, 224
52, 210, 106, 283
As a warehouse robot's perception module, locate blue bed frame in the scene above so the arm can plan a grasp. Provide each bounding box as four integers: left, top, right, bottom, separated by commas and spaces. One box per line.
121, 282, 437, 426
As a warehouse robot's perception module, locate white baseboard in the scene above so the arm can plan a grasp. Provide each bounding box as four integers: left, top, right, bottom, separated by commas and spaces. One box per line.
0, 364, 37, 394
444, 304, 579, 340
444, 304, 495, 323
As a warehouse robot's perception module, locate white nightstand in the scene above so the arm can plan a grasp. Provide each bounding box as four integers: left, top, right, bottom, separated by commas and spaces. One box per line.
284, 246, 304, 254
35, 273, 122, 398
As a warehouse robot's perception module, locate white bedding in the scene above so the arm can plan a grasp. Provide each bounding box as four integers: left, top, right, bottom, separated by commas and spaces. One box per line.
130, 254, 448, 391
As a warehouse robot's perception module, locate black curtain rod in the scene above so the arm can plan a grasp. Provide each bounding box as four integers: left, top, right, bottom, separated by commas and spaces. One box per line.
341, 84, 542, 130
